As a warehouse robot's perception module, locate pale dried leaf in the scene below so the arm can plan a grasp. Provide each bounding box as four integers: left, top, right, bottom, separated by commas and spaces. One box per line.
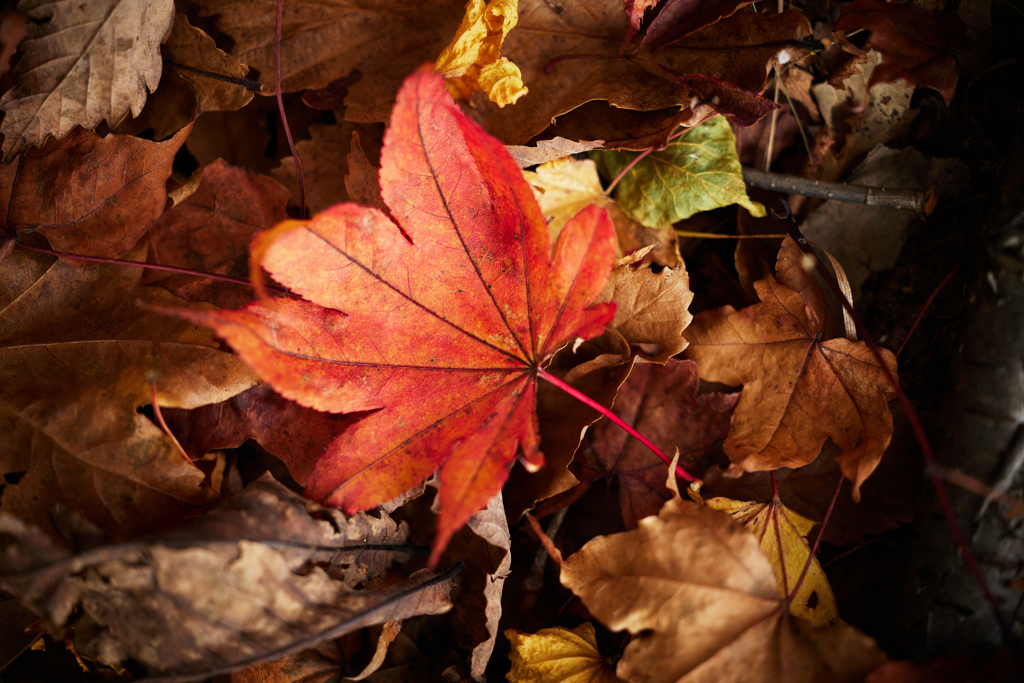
506, 137, 605, 168
0, 476, 456, 679
0, 0, 175, 161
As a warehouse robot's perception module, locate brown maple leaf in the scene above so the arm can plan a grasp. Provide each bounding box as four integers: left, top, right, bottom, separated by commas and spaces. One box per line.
168, 67, 617, 565
684, 238, 898, 499
554, 480, 887, 681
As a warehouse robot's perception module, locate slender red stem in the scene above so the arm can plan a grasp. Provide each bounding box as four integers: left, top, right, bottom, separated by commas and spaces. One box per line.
770, 471, 779, 500
275, 0, 306, 218
787, 472, 843, 603
778, 204, 1015, 643
15, 241, 291, 295
604, 125, 689, 196
537, 368, 697, 484
895, 261, 960, 358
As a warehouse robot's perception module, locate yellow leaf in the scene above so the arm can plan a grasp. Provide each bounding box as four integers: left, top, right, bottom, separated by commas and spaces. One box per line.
704, 496, 839, 626
506, 622, 624, 683
435, 0, 527, 107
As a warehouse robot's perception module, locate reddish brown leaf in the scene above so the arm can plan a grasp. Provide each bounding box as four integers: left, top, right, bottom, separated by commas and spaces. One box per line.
0, 125, 189, 262
833, 0, 971, 105
168, 68, 617, 565
570, 359, 737, 527
684, 238, 898, 498
144, 159, 290, 309
640, 0, 754, 49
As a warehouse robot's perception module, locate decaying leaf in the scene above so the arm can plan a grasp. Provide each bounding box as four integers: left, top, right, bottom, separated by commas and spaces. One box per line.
552, 359, 736, 527
0, 125, 190, 261
0, 244, 257, 541
144, 158, 290, 309
833, 0, 971, 105
506, 621, 623, 683
168, 68, 616, 565
593, 115, 765, 228
0, 0, 175, 161
507, 137, 605, 168
435, 0, 528, 107
0, 475, 458, 678
558, 483, 887, 682
701, 496, 839, 626
595, 249, 694, 362
639, 0, 754, 49
684, 238, 898, 498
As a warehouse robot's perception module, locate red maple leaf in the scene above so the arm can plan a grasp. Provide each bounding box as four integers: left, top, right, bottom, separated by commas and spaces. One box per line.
170, 67, 616, 564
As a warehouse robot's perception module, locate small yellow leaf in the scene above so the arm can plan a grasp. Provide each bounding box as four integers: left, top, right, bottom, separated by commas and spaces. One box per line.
705, 496, 839, 626
435, 0, 527, 107
506, 622, 624, 683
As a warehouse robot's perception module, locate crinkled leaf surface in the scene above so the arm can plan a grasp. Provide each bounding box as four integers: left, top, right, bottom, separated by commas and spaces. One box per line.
640, 0, 754, 48
593, 115, 765, 228
171, 68, 616, 566
0, 475, 456, 678
0, 0, 174, 160
506, 622, 624, 683
559, 494, 887, 682
435, 0, 528, 107
702, 496, 839, 626
683, 239, 898, 498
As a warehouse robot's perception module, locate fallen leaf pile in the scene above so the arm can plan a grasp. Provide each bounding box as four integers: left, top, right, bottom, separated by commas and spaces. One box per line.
0, 0, 1015, 680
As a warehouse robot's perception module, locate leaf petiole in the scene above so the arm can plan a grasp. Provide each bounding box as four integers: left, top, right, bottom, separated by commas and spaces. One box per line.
537, 367, 698, 484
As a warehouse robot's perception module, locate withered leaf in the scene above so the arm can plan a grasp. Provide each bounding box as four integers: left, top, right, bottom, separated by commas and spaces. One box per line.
0, 475, 458, 679
0, 125, 190, 262
506, 622, 624, 683
144, 158, 290, 309
701, 496, 839, 626
683, 238, 898, 498
0, 0, 174, 160
0, 245, 257, 540
559, 491, 887, 681
507, 137, 605, 168
558, 359, 736, 527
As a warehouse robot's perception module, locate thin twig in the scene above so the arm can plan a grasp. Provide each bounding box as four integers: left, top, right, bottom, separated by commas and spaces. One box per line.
537, 368, 697, 484
14, 241, 292, 295
275, 0, 306, 218
743, 168, 935, 213
150, 381, 195, 467
164, 61, 262, 91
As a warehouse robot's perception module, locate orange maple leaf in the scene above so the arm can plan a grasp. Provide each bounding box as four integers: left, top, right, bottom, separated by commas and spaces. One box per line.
171, 67, 616, 565
684, 238, 898, 498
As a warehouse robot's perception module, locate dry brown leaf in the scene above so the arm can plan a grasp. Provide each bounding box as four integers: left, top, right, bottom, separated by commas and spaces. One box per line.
596, 250, 694, 363
346, 130, 388, 215
0, 0, 174, 161
200, 0, 464, 112
683, 238, 898, 498
701, 496, 839, 626
543, 359, 736, 527
144, 158, 290, 309
0, 475, 457, 679
559, 493, 887, 682
0, 125, 190, 262
507, 137, 606, 168
472, 3, 812, 144
0, 245, 258, 541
